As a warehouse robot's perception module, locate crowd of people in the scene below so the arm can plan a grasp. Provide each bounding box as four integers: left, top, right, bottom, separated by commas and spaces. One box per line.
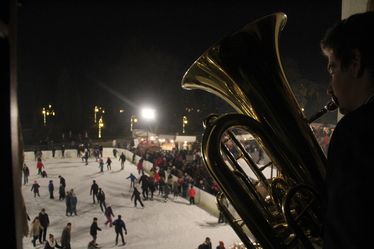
24, 150, 229, 249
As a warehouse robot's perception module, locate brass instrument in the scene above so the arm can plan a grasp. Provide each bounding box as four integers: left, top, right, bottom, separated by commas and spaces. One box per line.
181, 13, 334, 249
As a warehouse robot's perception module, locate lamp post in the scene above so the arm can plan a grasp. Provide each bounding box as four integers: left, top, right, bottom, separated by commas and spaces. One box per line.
182, 115, 188, 134
98, 116, 104, 138
130, 115, 138, 132
141, 107, 156, 142
94, 106, 105, 124
42, 104, 56, 126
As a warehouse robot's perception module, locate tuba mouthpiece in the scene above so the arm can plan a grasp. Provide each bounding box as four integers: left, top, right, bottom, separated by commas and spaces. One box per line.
308, 98, 338, 123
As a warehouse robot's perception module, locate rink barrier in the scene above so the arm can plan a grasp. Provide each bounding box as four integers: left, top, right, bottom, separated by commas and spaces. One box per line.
23, 148, 221, 218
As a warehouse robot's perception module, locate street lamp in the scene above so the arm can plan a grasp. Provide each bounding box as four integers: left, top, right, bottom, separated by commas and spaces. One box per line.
42, 104, 56, 126
141, 107, 156, 142
130, 115, 138, 132
182, 115, 188, 134
94, 106, 105, 123
98, 116, 104, 138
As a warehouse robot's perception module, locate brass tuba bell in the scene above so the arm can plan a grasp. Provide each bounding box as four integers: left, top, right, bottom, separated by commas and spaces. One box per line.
181, 12, 333, 249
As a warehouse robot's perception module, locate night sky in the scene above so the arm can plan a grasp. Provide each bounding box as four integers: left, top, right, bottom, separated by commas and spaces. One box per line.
17, 1, 341, 141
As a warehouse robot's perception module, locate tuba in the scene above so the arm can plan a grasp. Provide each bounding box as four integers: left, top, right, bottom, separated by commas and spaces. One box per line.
181, 13, 336, 249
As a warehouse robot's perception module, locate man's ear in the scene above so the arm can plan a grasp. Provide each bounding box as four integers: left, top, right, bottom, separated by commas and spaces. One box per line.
351, 48, 364, 77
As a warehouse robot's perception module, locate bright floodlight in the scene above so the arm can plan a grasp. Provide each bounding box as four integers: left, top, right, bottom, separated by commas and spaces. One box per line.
141, 107, 156, 121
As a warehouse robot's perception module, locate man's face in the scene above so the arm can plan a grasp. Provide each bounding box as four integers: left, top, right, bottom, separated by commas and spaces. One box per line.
324, 48, 357, 114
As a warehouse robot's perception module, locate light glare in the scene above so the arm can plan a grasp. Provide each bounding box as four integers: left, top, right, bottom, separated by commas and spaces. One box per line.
141, 107, 156, 121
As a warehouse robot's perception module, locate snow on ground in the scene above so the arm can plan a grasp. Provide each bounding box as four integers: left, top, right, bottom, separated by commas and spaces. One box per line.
22, 156, 240, 249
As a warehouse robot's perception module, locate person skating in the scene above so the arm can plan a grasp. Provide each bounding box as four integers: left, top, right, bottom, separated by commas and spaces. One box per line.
131, 186, 144, 208
90, 180, 99, 204
112, 215, 127, 246
44, 234, 62, 249
119, 152, 126, 170
148, 176, 156, 200
61, 144, 65, 158
36, 157, 44, 175
22, 163, 30, 185
38, 208, 50, 243
84, 149, 89, 165
97, 188, 107, 212
70, 189, 78, 215
104, 205, 115, 227
198, 237, 212, 249
90, 217, 102, 246
162, 182, 170, 202
29, 217, 43, 247
31, 180, 41, 198
59, 183, 66, 201
48, 180, 54, 199
65, 191, 72, 216
106, 157, 112, 170
60, 222, 72, 249
216, 241, 226, 249
98, 158, 104, 172
41, 169, 48, 178
126, 173, 137, 190
136, 158, 144, 175
58, 175, 66, 188
188, 185, 196, 205
138, 172, 149, 200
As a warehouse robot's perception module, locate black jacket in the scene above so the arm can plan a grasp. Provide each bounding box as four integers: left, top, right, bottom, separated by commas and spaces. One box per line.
323, 100, 374, 249
90, 183, 99, 195
131, 187, 141, 200
90, 222, 101, 236
113, 218, 127, 233
38, 212, 50, 227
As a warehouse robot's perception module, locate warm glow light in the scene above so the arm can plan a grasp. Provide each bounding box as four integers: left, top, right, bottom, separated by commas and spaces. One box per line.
98, 116, 104, 138
130, 115, 138, 132
42, 105, 55, 126
94, 106, 104, 123
182, 116, 188, 133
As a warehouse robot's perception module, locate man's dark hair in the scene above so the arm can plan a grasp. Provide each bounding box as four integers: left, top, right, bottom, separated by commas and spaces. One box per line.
321, 11, 374, 77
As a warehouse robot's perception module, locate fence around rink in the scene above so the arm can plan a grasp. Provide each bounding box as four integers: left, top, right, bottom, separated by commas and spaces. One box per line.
23, 147, 224, 218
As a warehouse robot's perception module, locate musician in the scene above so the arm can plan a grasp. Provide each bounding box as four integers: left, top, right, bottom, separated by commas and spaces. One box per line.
320, 11, 374, 249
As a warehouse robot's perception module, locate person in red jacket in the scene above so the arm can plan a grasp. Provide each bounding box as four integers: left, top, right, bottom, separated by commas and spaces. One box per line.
36, 158, 44, 175
137, 158, 144, 175
188, 185, 196, 205
216, 241, 225, 249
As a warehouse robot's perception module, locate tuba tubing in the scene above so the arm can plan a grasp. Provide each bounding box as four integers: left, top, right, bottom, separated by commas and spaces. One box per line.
203, 113, 292, 249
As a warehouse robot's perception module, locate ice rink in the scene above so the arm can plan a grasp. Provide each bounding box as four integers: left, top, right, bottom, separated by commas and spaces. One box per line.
22, 156, 240, 249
